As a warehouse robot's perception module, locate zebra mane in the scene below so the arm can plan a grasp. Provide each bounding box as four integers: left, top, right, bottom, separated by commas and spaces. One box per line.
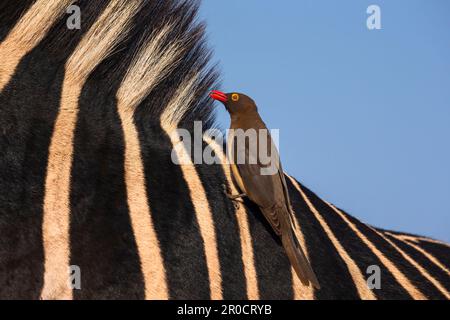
0, 0, 219, 131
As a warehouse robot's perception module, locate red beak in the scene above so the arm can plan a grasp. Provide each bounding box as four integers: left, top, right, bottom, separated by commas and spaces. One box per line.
210, 90, 228, 103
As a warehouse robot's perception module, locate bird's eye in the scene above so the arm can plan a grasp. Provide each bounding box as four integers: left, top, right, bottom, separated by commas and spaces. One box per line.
231, 93, 240, 102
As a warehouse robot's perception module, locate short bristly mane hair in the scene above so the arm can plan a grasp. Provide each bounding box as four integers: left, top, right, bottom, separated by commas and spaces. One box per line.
0, 0, 219, 131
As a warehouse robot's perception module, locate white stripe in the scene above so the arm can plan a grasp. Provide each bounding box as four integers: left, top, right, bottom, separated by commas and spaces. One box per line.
166, 135, 223, 299
287, 176, 376, 300
204, 136, 259, 300
285, 177, 315, 299
373, 230, 450, 299
41, 0, 143, 299
386, 233, 450, 277
326, 202, 427, 300
0, 0, 74, 91
115, 21, 192, 300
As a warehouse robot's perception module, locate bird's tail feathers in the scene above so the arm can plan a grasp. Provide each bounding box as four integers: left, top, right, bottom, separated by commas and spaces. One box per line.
281, 218, 321, 289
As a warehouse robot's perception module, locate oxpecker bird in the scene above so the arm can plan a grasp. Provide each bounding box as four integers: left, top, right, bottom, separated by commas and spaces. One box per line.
210, 90, 320, 289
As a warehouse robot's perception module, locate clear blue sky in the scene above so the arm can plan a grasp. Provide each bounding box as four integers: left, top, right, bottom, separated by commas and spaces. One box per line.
199, 0, 450, 242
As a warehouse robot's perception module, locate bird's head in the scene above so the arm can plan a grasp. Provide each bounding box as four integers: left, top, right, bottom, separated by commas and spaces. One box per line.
210, 90, 257, 116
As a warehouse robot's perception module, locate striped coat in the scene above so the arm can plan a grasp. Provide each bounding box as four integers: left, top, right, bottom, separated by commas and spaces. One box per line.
0, 0, 448, 300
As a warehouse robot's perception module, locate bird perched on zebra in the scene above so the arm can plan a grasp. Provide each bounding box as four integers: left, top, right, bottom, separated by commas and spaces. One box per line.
210, 90, 320, 289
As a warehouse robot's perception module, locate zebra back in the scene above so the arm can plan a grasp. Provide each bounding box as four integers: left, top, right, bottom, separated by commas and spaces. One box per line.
0, 0, 449, 300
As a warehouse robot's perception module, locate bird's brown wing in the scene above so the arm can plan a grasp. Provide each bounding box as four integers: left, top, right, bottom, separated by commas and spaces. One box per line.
229, 131, 284, 234
235, 162, 284, 234
230, 130, 320, 288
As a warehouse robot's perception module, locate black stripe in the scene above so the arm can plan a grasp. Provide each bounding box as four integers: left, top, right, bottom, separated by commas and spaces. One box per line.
0, 0, 106, 298
347, 221, 446, 299
68, 0, 214, 299
328, 202, 442, 299
244, 197, 294, 299
69, 0, 219, 300
384, 234, 450, 294
416, 240, 450, 275
0, 53, 60, 299
135, 124, 210, 299
298, 184, 413, 299
286, 178, 360, 299
376, 228, 428, 239
194, 141, 247, 299
69, 62, 146, 300
338, 214, 446, 299
0, 0, 34, 42
68, 1, 177, 299
57, 1, 145, 300
123, 0, 222, 299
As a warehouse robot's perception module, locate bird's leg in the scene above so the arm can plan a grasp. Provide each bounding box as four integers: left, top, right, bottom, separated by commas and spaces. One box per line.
222, 184, 246, 200
228, 193, 246, 200
222, 184, 246, 209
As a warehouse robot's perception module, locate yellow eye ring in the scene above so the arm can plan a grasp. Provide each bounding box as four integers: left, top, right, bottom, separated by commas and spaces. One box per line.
231, 93, 240, 102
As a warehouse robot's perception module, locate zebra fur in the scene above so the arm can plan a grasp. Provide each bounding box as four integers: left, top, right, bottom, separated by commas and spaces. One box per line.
0, 0, 448, 300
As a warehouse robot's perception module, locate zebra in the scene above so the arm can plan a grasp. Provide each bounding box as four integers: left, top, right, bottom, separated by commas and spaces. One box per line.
0, 0, 448, 300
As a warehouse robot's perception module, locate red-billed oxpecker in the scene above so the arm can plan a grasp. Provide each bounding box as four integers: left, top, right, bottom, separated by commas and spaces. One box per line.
210, 90, 320, 289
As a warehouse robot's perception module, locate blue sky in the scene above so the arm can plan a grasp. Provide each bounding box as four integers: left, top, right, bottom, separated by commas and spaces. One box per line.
199, 0, 450, 242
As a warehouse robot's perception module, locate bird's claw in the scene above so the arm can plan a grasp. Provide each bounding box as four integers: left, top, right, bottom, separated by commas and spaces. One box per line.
222, 184, 245, 210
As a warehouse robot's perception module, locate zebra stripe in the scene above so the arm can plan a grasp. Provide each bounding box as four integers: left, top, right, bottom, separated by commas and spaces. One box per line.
163, 135, 222, 299
117, 101, 168, 299
116, 32, 175, 299
0, 0, 449, 300
114, 18, 198, 299
326, 203, 426, 299
159, 76, 222, 298
387, 233, 450, 277
0, 0, 73, 91
287, 175, 376, 300
372, 231, 450, 298
41, 0, 144, 299
397, 234, 450, 248
204, 136, 259, 300
290, 211, 315, 300
383, 233, 450, 295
